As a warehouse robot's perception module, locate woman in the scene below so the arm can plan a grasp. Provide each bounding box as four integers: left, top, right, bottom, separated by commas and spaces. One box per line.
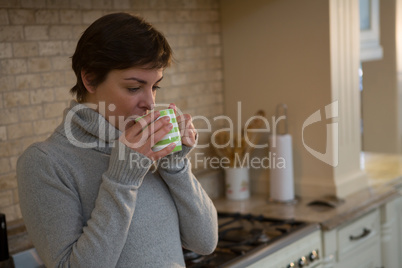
17, 13, 218, 268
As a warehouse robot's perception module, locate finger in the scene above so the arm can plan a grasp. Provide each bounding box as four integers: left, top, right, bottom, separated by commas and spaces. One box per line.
120, 111, 163, 148
179, 128, 196, 147
181, 135, 196, 147
128, 112, 170, 141
177, 114, 192, 130
124, 120, 135, 131
147, 115, 172, 135
127, 115, 171, 149
182, 128, 197, 138
149, 143, 176, 161
176, 113, 188, 123
147, 121, 174, 147
180, 123, 195, 138
136, 111, 160, 125
127, 111, 160, 136
168, 103, 177, 114
176, 114, 196, 142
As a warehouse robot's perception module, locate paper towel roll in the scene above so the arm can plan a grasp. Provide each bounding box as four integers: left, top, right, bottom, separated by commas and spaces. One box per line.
268, 134, 295, 202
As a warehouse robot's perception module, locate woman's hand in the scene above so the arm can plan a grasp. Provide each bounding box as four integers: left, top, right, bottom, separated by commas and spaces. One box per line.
169, 103, 197, 147
119, 111, 176, 161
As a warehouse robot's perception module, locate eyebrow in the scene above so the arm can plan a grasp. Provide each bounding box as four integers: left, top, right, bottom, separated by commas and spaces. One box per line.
124, 76, 164, 84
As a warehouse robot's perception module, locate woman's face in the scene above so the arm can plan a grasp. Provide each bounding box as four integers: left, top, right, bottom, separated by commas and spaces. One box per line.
84, 67, 163, 131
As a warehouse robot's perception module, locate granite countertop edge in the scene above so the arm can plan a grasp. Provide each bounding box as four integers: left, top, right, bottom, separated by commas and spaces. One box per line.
319, 187, 400, 230
7, 219, 33, 255
213, 179, 402, 232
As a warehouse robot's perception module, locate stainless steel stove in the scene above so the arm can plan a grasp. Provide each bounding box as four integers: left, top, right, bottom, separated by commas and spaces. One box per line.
184, 212, 322, 268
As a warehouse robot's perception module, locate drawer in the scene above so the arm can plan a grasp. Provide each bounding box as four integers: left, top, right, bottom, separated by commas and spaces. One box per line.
335, 240, 381, 268
337, 208, 380, 259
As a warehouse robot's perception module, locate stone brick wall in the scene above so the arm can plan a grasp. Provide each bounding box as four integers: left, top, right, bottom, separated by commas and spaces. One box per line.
0, 0, 224, 221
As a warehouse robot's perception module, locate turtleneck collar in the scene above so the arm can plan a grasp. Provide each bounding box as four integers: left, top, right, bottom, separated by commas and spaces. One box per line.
55, 100, 122, 155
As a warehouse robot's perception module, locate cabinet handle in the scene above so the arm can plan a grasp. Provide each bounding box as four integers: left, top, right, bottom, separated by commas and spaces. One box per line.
349, 228, 371, 241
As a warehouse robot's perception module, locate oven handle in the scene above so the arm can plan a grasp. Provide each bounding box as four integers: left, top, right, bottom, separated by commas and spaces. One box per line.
349, 228, 371, 241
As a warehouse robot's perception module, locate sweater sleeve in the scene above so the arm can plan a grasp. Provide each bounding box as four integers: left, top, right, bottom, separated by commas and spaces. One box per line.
156, 145, 218, 255
17, 142, 152, 268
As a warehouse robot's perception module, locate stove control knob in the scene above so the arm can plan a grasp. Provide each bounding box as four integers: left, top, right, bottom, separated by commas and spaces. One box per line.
286, 262, 295, 268
309, 250, 319, 262
298, 256, 306, 267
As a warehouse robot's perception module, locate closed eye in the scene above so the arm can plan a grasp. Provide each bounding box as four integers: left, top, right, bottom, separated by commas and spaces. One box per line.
127, 87, 140, 92
153, 86, 161, 91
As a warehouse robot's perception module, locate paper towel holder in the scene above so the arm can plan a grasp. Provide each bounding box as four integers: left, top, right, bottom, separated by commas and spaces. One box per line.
267, 103, 298, 205
275, 103, 288, 135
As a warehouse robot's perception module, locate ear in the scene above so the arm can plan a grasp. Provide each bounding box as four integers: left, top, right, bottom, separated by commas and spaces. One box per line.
81, 70, 96, 93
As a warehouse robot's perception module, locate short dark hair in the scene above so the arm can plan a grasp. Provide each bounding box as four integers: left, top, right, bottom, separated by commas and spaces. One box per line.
70, 13, 173, 102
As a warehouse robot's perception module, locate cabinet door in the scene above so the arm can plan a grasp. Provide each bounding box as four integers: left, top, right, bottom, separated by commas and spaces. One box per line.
322, 209, 382, 267
335, 240, 381, 268
380, 196, 401, 268
336, 208, 381, 267
396, 196, 402, 265
337, 209, 380, 260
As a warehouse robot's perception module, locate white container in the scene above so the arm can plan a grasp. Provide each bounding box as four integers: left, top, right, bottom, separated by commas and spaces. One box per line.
224, 167, 250, 200
268, 133, 295, 202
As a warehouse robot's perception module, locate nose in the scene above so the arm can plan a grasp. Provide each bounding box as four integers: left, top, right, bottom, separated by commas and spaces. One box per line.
138, 87, 155, 111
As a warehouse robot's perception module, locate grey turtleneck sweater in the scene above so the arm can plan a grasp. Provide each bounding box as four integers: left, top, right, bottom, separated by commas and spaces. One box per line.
17, 100, 218, 268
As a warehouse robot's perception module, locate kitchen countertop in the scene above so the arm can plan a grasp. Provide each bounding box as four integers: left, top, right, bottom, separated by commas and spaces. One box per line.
7, 218, 33, 255
7, 152, 402, 253
362, 152, 402, 188
213, 152, 402, 231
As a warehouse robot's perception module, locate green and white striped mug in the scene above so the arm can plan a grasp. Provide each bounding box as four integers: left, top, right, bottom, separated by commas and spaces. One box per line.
154, 109, 182, 153
135, 109, 182, 154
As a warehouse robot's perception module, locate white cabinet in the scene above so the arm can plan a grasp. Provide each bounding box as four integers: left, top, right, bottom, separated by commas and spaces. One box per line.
398, 196, 402, 266
321, 208, 382, 267
380, 196, 402, 268
395, 187, 402, 266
